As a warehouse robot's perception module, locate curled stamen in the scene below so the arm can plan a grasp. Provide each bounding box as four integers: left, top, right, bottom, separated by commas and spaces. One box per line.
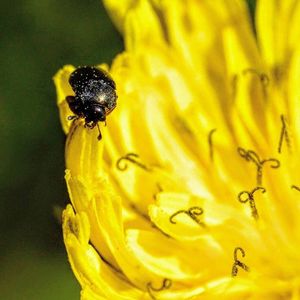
208, 128, 217, 162
232, 69, 269, 100
242, 68, 269, 97
252, 186, 267, 194
237, 147, 280, 185
238, 148, 260, 166
292, 185, 300, 192
278, 114, 291, 154
242, 68, 270, 86
147, 279, 172, 300
234, 247, 245, 260
231, 247, 250, 277
169, 206, 205, 226
116, 153, 151, 172
238, 187, 266, 219
260, 158, 281, 169
259, 158, 280, 185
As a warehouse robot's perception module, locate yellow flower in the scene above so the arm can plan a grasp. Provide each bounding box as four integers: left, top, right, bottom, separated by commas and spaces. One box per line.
54, 0, 300, 299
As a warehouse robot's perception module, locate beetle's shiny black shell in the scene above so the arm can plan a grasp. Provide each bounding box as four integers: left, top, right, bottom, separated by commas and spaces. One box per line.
66, 66, 117, 125
69, 66, 116, 94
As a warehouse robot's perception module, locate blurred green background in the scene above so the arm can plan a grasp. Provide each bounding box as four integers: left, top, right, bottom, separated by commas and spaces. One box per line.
0, 1, 122, 299
0, 0, 255, 299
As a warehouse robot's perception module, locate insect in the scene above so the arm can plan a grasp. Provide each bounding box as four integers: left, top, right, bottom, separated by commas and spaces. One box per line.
66, 66, 117, 140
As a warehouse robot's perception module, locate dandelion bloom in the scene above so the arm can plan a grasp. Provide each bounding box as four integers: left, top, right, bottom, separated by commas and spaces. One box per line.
54, 0, 300, 299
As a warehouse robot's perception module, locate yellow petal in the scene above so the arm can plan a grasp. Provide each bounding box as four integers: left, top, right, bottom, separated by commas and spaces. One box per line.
62, 205, 144, 299
55, 0, 300, 298
92, 176, 165, 289
53, 65, 75, 134
65, 122, 105, 183
102, 0, 136, 33
256, 0, 299, 70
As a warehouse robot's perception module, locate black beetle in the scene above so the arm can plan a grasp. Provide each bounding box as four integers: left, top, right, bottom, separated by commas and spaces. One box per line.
66, 66, 117, 140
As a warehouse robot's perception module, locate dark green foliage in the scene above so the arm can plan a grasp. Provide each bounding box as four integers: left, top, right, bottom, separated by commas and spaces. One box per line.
0, 1, 122, 299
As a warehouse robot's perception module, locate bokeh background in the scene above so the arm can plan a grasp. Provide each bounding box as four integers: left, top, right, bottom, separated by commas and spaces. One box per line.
0, 1, 122, 299
0, 0, 255, 299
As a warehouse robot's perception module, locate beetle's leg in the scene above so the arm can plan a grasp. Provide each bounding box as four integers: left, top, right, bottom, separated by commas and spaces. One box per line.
84, 121, 102, 140
96, 123, 102, 140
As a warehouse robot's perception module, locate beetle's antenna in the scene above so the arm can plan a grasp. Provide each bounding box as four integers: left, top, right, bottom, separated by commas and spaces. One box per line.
96, 123, 102, 140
